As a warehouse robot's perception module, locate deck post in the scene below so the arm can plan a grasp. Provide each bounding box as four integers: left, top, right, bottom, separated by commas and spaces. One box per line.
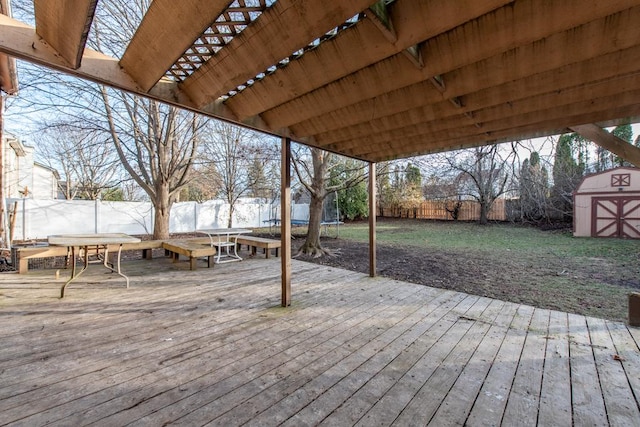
369, 162, 376, 277
281, 137, 292, 306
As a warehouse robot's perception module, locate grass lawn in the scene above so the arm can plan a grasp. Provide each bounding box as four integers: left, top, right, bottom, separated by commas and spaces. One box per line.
302, 219, 640, 322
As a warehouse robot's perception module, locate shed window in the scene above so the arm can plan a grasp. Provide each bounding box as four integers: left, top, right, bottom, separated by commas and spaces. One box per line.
611, 173, 631, 187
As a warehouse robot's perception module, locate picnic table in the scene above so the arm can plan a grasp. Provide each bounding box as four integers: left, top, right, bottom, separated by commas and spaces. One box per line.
197, 228, 252, 264
48, 233, 141, 298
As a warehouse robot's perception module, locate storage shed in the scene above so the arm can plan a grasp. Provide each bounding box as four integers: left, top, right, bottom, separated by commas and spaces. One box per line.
574, 167, 640, 238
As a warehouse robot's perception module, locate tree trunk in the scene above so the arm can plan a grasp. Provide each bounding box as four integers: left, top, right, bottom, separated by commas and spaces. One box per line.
153, 183, 172, 239
479, 200, 489, 225
297, 193, 330, 257
227, 204, 234, 228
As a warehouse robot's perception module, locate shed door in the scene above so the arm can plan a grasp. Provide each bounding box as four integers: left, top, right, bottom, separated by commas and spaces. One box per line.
592, 197, 640, 238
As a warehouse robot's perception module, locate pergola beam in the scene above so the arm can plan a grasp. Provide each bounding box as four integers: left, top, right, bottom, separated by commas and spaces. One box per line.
321, 74, 640, 152
182, 0, 374, 107
570, 124, 640, 168
120, 0, 231, 92
344, 91, 640, 160
239, 0, 640, 129
224, 0, 512, 119
288, 6, 640, 140
0, 14, 315, 149
33, 0, 97, 69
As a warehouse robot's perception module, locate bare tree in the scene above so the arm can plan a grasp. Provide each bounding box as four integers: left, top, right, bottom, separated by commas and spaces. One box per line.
101, 89, 202, 238
7, 0, 204, 238
292, 146, 367, 257
178, 164, 221, 203
200, 121, 273, 227
441, 144, 516, 224
36, 124, 121, 200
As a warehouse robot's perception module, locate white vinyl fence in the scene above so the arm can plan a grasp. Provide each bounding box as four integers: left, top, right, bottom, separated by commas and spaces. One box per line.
7, 198, 310, 241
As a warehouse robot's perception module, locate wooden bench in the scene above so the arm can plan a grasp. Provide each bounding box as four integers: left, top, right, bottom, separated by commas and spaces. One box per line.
236, 236, 281, 258
162, 240, 217, 270
14, 240, 165, 274
116, 240, 164, 259
15, 245, 69, 274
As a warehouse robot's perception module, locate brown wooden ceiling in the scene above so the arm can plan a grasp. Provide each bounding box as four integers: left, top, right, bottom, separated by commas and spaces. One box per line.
1, 0, 640, 162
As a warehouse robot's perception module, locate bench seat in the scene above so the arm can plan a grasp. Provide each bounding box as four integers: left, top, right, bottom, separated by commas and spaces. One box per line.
113, 240, 164, 259
15, 246, 69, 274
236, 236, 281, 258
162, 240, 217, 270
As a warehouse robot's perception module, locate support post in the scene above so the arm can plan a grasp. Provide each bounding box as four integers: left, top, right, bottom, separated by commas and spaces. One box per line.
0, 95, 4, 247
281, 137, 291, 306
369, 162, 376, 277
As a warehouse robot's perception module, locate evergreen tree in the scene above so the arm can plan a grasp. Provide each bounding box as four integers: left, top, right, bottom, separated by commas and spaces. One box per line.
612, 124, 633, 167
247, 158, 269, 199
551, 134, 585, 221
330, 159, 368, 220
519, 151, 549, 222
376, 161, 395, 216
595, 124, 634, 170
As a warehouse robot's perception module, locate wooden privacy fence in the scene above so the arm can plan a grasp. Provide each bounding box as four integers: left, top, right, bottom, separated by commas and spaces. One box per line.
379, 199, 507, 221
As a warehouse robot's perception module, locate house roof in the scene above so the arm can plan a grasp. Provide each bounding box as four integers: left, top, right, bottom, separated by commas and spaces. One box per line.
1, 1, 640, 162
34, 161, 61, 179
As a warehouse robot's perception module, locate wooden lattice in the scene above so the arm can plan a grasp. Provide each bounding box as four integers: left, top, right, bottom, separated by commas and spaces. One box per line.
222, 13, 365, 99
165, 0, 364, 98
166, 0, 270, 82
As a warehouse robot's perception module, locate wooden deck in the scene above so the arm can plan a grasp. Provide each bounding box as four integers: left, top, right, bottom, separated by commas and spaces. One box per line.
1, 257, 640, 426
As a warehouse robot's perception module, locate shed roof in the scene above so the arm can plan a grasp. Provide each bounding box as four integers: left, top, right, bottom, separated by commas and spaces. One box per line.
575, 166, 640, 194
1, 0, 640, 161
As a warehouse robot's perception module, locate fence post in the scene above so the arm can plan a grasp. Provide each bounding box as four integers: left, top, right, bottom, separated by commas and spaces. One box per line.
95, 199, 99, 233
194, 202, 198, 231
22, 198, 26, 241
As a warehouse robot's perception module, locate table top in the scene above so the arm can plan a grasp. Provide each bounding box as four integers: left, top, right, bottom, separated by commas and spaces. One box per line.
48, 233, 141, 246
197, 228, 252, 236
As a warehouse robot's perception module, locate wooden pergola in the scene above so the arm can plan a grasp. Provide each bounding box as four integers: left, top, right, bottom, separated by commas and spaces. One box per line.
1, 0, 640, 305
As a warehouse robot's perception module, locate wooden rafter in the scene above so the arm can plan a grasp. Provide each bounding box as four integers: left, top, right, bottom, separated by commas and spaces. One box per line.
333, 86, 640, 158
181, 0, 378, 108
224, 0, 512, 120
230, 0, 638, 127
348, 101, 640, 161
287, 7, 640, 140
1, 0, 640, 164
33, 0, 97, 69
570, 124, 640, 168
120, 0, 232, 92
317, 69, 640, 148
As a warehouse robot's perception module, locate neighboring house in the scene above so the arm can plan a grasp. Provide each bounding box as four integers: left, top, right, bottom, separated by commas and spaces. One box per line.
2, 136, 60, 199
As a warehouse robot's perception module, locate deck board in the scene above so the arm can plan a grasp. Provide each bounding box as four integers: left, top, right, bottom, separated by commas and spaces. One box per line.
568, 313, 608, 426
465, 304, 535, 426
538, 310, 572, 426
588, 317, 640, 426
1, 257, 639, 426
